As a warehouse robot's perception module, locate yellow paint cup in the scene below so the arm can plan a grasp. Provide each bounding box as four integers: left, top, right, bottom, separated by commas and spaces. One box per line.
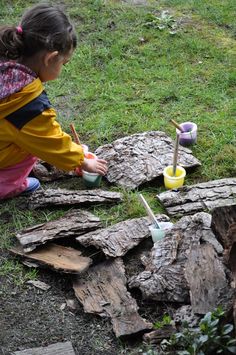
163, 165, 186, 189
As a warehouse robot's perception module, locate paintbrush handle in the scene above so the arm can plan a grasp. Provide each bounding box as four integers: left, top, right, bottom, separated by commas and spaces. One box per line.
170, 119, 185, 133
172, 133, 180, 176
139, 194, 160, 228
70, 123, 81, 145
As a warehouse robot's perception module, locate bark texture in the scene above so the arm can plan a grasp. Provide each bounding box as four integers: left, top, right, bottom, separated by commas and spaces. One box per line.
76, 215, 170, 257
16, 210, 102, 252
157, 178, 236, 217
73, 258, 152, 338
10, 243, 92, 274
95, 131, 201, 189
129, 212, 232, 311
25, 188, 123, 210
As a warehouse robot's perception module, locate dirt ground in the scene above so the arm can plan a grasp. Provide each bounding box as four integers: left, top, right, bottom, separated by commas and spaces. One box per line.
0, 240, 163, 355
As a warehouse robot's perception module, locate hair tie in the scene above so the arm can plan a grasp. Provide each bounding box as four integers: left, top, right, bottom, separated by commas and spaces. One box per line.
16, 26, 23, 34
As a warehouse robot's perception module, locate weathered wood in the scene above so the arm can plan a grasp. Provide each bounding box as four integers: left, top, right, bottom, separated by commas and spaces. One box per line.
143, 325, 176, 344
211, 205, 236, 247
157, 178, 236, 217
76, 214, 170, 257
73, 258, 152, 338
95, 131, 201, 189
185, 243, 230, 314
33, 160, 73, 182
26, 188, 123, 210
16, 210, 102, 252
129, 212, 232, 307
174, 305, 200, 328
12, 341, 75, 355
10, 243, 92, 274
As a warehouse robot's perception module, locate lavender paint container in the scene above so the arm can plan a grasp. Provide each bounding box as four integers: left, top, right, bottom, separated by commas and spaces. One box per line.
176, 122, 197, 146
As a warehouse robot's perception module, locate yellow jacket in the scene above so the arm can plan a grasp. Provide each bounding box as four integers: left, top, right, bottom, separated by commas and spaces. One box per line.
0, 77, 84, 171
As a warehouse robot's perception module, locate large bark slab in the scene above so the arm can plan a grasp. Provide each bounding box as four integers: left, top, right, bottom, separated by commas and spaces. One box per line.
76, 214, 170, 257
211, 207, 236, 329
95, 131, 201, 189
25, 188, 123, 210
185, 243, 230, 314
10, 243, 92, 274
16, 210, 102, 252
129, 212, 232, 310
13, 341, 75, 355
157, 178, 236, 217
73, 258, 152, 338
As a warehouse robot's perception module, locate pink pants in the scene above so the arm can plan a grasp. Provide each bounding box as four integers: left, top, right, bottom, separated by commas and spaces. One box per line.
0, 155, 38, 199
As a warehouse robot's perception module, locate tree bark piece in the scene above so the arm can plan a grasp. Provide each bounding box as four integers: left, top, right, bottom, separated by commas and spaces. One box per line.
143, 325, 176, 345
184, 243, 230, 314
26, 188, 123, 210
33, 160, 73, 182
10, 243, 92, 274
12, 341, 75, 355
157, 178, 236, 217
76, 214, 170, 257
129, 212, 232, 310
95, 131, 201, 189
16, 210, 102, 252
211, 205, 236, 247
73, 258, 152, 338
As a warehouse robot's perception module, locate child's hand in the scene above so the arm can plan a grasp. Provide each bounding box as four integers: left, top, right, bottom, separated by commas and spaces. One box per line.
81, 158, 108, 175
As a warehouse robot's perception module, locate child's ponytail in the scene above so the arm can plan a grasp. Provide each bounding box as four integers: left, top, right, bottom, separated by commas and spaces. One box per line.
0, 26, 24, 60
0, 4, 77, 61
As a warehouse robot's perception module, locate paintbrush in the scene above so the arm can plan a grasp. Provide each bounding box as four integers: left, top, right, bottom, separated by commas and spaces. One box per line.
170, 119, 185, 133
139, 194, 161, 229
70, 123, 81, 145
172, 133, 180, 176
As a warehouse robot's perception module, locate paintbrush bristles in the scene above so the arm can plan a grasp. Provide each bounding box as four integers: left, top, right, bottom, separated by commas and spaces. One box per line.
70, 123, 81, 145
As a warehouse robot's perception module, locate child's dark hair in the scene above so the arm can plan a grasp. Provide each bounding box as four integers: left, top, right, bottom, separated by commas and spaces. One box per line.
0, 3, 77, 60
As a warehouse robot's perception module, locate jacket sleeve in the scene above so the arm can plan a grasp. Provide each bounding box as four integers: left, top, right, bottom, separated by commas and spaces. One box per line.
13, 107, 84, 171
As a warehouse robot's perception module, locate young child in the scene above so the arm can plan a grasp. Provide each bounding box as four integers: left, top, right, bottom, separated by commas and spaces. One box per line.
0, 4, 107, 199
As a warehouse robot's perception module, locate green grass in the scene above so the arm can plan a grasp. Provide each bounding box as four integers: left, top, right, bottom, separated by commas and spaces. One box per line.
0, 0, 235, 282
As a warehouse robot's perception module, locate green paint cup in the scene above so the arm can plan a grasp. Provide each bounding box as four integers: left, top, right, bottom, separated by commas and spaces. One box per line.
82, 170, 102, 188
149, 225, 165, 243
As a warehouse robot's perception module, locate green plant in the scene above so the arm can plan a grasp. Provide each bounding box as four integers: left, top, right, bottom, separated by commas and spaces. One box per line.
144, 10, 178, 34
153, 313, 172, 329
160, 307, 236, 354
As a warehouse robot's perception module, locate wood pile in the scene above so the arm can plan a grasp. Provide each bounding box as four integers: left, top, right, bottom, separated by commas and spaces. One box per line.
10, 132, 236, 343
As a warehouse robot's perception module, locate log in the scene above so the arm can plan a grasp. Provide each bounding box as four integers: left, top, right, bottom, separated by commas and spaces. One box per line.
129, 212, 232, 308
73, 258, 152, 338
157, 178, 236, 217
25, 188, 123, 210
76, 214, 170, 257
33, 160, 73, 182
12, 341, 75, 355
16, 210, 102, 252
95, 131, 201, 189
10, 243, 92, 274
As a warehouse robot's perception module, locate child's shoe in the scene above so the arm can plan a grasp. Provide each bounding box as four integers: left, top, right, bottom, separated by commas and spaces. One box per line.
23, 177, 40, 194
